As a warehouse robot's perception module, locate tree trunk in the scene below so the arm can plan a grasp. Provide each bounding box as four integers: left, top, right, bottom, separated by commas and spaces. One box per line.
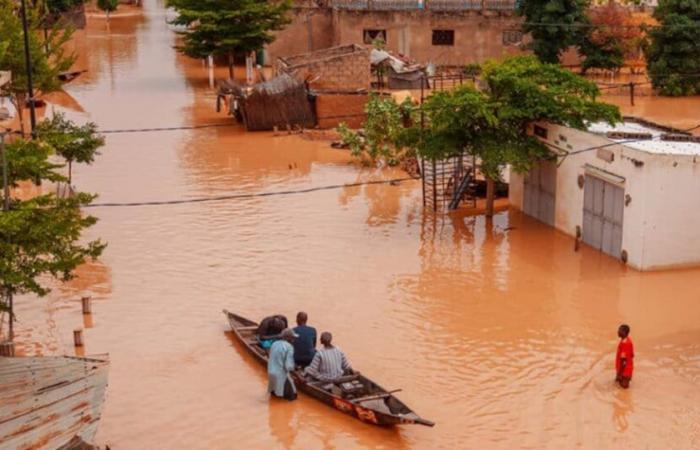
485, 176, 495, 218
228, 52, 234, 80
13, 95, 25, 137
68, 160, 72, 186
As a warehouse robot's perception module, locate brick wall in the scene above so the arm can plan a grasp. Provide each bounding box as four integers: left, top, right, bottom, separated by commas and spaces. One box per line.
279, 45, 371, 92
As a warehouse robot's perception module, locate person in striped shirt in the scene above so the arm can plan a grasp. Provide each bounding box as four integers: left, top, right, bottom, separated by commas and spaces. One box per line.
304, 332, 356, 381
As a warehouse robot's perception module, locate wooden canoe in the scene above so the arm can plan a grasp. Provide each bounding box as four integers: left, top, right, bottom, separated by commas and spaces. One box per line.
223, 310, 434, 427
0, 354, 110, 449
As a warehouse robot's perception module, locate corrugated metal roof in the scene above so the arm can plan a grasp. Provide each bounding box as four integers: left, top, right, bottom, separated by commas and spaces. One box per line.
588, 121, 700, 156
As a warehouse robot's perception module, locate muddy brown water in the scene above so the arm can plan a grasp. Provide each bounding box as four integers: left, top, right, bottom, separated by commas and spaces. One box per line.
8, 2, 700, 448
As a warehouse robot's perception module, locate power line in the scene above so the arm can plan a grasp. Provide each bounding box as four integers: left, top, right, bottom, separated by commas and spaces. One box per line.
83, 177, 416, 208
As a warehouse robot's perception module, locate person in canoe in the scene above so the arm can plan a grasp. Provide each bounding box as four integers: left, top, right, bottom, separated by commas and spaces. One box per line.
257, 314, 288, 349
304, 331, 357, 382
268, 328, 299, 401
292, 311, 317, 368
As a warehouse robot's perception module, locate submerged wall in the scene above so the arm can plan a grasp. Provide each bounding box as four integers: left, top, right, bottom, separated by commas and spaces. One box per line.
510, 123, 700, 271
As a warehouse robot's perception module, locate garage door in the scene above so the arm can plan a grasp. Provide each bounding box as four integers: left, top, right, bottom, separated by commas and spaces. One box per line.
523, 160, 556, 226
582, 176, 624, 258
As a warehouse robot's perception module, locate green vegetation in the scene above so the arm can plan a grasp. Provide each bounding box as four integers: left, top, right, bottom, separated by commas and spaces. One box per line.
0, 0, 74, 134
45, 0, 85, 14
97, 0, 118, 20
645, 0, 700, 95
167, 0, 291, 78
518, 0, 589, 64
339, 56, 620, 215
337, 96, 417, 166
0, 132, 106, 331
35, 113, 104, 185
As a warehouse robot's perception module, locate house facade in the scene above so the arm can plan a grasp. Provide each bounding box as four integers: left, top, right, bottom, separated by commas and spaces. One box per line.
509, 120, 700, 271
266, 0, 524, 67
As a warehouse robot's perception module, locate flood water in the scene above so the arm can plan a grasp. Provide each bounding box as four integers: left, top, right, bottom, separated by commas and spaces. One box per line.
9, 2, 700, 449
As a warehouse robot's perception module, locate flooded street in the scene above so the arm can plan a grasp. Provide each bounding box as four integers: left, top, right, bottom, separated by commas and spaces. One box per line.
10, 1, 700, 448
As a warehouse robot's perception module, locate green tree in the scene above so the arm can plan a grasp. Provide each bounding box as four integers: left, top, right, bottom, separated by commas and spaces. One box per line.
645, 0, 700, 96
167, 0, 291, 78
35, 113, 104, 185
518, 0, 590, 64
0, 134, 105, 338
97, 0, 118, 20
341, 56, 620, 216
338, 95, 417, 166
0, 0, 74, 134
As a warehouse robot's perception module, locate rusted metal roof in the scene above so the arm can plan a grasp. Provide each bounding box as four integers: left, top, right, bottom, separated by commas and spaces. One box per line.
0, 355, 110, 450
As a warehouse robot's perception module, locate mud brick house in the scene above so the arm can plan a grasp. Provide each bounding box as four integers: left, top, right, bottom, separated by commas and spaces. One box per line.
277, 44, 371, 92
509, 119, 700, 271
265, 0, 524, 68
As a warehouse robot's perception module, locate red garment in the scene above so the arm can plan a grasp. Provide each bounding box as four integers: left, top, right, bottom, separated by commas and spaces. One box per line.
616, 337, 634, 378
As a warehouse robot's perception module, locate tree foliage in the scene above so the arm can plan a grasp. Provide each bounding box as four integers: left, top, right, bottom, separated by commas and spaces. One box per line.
645, 0, 700, 96
0, 129, 105, 318
45, 0, 86, 14
337, 95, 417, 166
579, 5, 646, 73
167, 0, 291, 75
518, 0, 590, 64
340, 56, 620, 182
0, 193, 105, 299
97, 0, 118, 17
35, 113, 104, 184
0, 0, 74, 132
4, 139, 66, 188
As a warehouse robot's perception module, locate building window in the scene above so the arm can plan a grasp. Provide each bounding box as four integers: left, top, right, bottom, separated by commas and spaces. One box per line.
534, 125, 548, 139
364, 29, 387, 45
502, 30, 523, 46
432, 30, 455, 46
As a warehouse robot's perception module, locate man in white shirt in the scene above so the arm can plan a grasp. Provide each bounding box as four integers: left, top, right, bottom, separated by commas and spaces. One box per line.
304, 332, 355, 382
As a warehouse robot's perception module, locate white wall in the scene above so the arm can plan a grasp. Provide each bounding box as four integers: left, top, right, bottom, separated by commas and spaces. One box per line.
509, 123, 700, 271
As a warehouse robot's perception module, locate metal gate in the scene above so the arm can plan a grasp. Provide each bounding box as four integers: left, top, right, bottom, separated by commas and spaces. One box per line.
582, 176, 624, 258
523, 160, 556, 226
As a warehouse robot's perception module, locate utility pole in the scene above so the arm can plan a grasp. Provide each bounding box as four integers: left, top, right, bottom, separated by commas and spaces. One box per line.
0, 130, 12, 342
20, 0, 37, 133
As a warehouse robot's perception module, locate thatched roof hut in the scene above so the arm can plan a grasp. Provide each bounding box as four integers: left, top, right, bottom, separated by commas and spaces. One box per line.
220, 74, 316, 132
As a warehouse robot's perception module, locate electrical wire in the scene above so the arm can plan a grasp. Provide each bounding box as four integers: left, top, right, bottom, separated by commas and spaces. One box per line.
83, 177, 416, 208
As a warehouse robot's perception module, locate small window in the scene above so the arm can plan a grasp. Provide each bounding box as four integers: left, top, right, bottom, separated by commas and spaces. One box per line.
534, 125, 548, 139
502, 30, 523, 46
363, 29, 387, 45
432, 30, 455, 46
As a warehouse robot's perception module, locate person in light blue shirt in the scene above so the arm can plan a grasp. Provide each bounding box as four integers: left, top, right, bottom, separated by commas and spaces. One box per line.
267, 328, 298, 401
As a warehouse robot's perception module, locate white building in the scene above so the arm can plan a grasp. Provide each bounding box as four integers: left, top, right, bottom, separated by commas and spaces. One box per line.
509, 119, 700, 271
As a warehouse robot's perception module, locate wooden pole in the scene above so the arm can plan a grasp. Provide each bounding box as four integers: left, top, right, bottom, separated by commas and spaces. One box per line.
629, 82, 635, 106
485, 176, 495, 217
81, 296, 92, 314
0, 341, 14, 357
73, 328, 84, 347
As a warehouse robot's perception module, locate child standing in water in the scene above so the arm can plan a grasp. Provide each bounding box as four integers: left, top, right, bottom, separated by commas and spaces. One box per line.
615, 324, 634, 389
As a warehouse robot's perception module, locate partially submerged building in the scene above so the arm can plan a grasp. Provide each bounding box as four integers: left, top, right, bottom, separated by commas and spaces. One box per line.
278, 44, 373, 129
278, 44, 371, 92
221, 74, 316, 131
266, 0, 523, 68
509, 119, 700, 270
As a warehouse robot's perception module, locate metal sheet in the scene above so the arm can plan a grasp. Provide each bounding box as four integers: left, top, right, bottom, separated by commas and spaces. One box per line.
582, 176, 624, 258
523, 160, 556, 226
0, 355, 109, 450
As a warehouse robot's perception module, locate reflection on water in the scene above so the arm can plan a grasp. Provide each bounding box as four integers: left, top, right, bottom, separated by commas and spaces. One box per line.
8, 0, 700, 448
